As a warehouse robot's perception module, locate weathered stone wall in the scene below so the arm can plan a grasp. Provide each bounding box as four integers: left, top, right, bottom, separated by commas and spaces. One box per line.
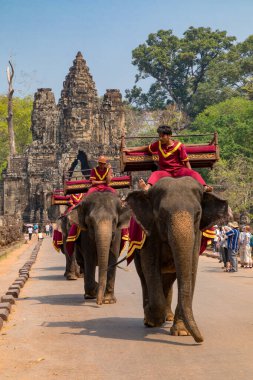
58, 51, 100, 145
100, 89, 125, 146
0, 51, 125, 225
31, 88, 59, 144
0, 215, 22, 247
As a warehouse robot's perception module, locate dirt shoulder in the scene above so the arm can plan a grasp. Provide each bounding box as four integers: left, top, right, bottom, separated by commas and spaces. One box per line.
0, 236, 37, 294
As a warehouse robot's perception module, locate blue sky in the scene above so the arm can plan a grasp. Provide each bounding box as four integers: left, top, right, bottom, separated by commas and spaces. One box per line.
0, 0, 252, 101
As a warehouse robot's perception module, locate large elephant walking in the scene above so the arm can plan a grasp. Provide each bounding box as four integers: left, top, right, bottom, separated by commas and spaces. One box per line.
69, 192, 131, 305
126, 177, 229, 343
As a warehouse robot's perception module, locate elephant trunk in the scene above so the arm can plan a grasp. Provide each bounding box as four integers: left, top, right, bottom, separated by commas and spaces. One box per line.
170, 211, 204, 343
95, 220, 112, 305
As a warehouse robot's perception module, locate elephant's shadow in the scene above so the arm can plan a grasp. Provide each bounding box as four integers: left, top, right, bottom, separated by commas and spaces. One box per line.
43, 317, 197, 346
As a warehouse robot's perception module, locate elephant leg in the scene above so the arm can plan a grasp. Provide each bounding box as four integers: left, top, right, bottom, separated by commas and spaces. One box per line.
134, 252, 149, 311
141, 238, 166, 327
162, 273, 176, 321
104, 257, 117, 304
64, 248, 78, 280
83, 241, 98, 299
104, 232, 121, 304
75, 239, 85, 278
84, 257, 97, 299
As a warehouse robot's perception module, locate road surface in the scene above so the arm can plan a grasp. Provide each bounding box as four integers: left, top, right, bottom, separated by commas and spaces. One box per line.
0, 237, 253, 380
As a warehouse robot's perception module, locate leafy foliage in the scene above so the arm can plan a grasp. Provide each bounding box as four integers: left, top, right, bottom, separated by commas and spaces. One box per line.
126, 27, 253, 117
0, 95, 33, 174
209, 158, 253, 216
190, 97, 253, 161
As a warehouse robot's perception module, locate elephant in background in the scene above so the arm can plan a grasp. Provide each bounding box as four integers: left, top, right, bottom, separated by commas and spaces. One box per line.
69, 192, 131, 305
55, 215, 84, 280
126, 177, 229, 343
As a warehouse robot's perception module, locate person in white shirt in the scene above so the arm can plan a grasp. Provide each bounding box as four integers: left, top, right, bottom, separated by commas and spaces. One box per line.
28, 226, 33, 240
45, 223, 50, 236
239, 225, 252, 268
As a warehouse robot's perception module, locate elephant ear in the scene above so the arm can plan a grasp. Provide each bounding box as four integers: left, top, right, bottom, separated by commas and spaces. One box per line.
200, 192, 229, 230
67, 202, 88, 230
117, 205, 131, 229
126, 191, 154, 235
67, 205, 80, 225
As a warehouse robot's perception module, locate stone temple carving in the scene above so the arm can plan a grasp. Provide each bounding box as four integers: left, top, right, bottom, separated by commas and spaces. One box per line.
0, 52, 125, 224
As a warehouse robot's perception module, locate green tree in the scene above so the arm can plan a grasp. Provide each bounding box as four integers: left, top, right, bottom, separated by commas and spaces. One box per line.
126, 27, 253, 117
0, 95, 33, 174
209, 157, 253, 217
190, 97, 253, 161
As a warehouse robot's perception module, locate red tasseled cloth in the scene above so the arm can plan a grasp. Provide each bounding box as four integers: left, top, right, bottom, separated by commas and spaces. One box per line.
52, 230, 64, 253
126, 217, 146, 265
66, 224, 81, 257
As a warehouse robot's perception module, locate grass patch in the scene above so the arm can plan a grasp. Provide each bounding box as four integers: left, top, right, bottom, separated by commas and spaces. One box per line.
0, 239, 24, 260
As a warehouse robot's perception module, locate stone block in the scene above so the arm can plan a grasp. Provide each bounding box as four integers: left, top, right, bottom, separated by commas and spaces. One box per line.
0, 302, 12, 312
18, 273, 29, 280
23, 264, 31, 268
18, 276, 28, 282
1, 295, 15, 304
19, 270, 29, 276
6, 288, 20, 298
18, 278, 28, 285
0, 308, 9, 321
9, 285, 21, 291
0, 317, 3, 330
12, 280, 25, 288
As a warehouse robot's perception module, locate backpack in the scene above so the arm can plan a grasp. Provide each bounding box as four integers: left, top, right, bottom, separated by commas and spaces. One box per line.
250, 235, 253, 248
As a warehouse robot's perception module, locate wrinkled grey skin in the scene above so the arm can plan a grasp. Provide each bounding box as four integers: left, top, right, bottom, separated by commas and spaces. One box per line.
60, 216, 84, 280
126, 177, 229, 343
69, 192, 131, 305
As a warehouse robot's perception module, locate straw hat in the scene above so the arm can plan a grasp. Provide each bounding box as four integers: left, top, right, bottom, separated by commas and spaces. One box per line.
229, 221, 239, 228
98, 155, 107, 164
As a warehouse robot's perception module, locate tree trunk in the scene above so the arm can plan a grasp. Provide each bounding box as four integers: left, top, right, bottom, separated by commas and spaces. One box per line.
7, 61, 16, 156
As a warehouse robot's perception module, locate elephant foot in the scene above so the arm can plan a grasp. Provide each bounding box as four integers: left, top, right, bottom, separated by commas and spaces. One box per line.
143, 313, 165, 327
84, 288, 97, 300
103, 293, 117, 304
144, 317, 156, 327
170, 320, 191, 337
66, 273, 78, 280
77, 272, 84, 278
166, 311, 174, 322
85, 293, 96, 300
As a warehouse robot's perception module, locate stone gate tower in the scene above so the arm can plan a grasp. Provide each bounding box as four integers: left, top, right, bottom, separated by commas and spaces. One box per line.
0, 52, 125, 224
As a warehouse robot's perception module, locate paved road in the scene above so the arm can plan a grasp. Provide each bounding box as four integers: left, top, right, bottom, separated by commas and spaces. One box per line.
1, 237, 253, 380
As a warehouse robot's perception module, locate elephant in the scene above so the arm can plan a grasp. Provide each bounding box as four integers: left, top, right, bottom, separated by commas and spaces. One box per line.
69, 191, 131, 305
56, 216, 84, 280
126, 176, 229, 343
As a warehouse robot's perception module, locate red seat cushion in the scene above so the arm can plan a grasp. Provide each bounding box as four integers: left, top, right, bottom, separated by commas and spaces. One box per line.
52, 195, 71, 201
125, 145, 216, 156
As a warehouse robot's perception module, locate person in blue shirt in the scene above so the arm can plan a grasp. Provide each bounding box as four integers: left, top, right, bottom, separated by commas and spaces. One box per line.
226, 221, 240, 272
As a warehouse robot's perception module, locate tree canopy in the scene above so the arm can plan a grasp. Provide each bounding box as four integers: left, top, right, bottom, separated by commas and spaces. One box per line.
126, 27, 253, 118
0, 95, 33, 174
190, 97, 253, 161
